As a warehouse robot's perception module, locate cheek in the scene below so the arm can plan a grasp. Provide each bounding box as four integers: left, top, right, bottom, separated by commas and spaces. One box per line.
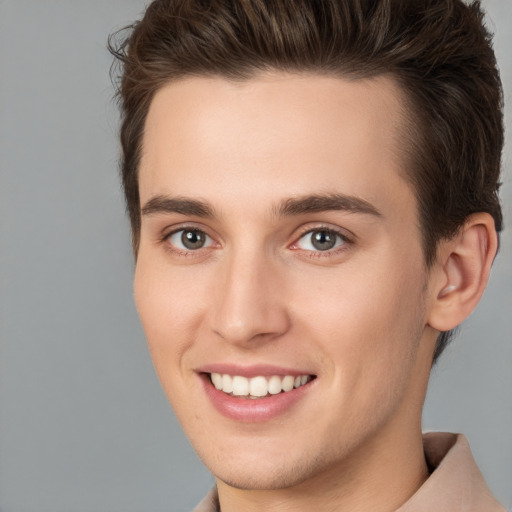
133, 256, 205, 369
133, 257, 211, 421
292, 253, 426, 387
296, 256, 423, 337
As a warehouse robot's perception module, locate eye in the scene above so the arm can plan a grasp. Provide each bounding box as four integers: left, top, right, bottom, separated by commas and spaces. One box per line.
166, 228, 214, 251
294, 228, 347, 252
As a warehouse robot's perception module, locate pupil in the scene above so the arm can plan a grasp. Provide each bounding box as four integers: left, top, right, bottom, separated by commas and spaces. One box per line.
182, 230, 205, 249
311, 230, 336, 251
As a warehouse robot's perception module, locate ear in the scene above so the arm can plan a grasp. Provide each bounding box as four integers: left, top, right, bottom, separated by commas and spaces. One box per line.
427, 213, 498, 332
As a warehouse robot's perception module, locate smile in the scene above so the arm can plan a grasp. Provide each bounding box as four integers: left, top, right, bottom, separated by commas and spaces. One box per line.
210, 373, 313, 398
199, 365, 317, 421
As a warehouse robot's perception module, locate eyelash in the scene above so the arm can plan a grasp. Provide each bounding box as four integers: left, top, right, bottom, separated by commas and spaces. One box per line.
160, 224, 353, 258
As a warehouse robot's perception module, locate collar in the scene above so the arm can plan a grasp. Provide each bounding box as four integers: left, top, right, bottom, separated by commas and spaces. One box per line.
397, 432, 505, 511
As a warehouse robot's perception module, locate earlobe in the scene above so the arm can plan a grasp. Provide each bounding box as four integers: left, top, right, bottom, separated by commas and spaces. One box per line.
427, 213, 498, 332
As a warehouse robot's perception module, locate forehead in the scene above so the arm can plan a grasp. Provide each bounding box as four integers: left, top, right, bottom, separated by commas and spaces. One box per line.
139, 72, 413, 216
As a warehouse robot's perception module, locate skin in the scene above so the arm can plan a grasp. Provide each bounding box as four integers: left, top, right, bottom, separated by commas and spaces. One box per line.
133, 73, 497, 511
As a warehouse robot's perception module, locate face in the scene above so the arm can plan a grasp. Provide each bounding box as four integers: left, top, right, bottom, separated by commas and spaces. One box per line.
134, 73, 438, 491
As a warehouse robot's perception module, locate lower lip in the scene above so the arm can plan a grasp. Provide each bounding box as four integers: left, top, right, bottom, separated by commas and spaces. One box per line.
200, 374, 313, 423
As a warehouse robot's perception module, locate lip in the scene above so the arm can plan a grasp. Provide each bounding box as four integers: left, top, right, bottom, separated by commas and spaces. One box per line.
197, 365, 316, 423
196, 363, 315, 378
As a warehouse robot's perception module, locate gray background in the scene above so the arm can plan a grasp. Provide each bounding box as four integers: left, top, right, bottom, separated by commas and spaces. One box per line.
0, 1, 510, 510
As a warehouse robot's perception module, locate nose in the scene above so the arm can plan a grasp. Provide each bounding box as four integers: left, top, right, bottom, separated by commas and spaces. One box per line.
209, 250, 290, 346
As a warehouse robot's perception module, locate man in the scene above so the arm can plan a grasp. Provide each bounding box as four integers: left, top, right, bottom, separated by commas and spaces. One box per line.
110, 0, 506, 510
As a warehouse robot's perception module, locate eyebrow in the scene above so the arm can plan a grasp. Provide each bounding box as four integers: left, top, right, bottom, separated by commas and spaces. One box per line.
140, 192, 382, 219
275, 193, 382, 218
141, 195, 215, 218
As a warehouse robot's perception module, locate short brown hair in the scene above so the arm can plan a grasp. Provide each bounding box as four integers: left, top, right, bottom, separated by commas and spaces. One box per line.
109, 0, 504, 361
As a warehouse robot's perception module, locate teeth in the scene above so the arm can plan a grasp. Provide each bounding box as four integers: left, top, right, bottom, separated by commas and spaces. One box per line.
268, 375, 282, 395
211, 372, 223, 390
281, 375, 294, 392
222, 374, 233, 393
249, 376, 268, 397
209, 373, 312, 398
232, 375, 249, 396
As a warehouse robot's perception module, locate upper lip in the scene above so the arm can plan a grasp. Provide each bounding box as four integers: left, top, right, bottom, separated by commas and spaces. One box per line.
195, 363, 316, 378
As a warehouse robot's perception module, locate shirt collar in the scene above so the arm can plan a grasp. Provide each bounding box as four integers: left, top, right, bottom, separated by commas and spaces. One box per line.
397, 432, 505, 512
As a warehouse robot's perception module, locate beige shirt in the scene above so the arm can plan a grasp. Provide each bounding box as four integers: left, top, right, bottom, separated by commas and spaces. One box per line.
192, 432, 506, 512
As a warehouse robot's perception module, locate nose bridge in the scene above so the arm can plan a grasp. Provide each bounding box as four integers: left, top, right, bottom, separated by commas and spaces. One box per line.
210, 245, 289, 345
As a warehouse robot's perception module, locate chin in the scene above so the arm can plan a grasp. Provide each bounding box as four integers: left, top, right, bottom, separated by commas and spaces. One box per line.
198, 443, 341, 492
214, 463, 313, 491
